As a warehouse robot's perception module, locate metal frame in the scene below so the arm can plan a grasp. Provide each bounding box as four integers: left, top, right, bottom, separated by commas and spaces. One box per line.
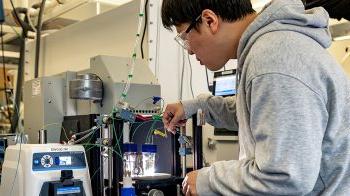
192, 115, 203, 170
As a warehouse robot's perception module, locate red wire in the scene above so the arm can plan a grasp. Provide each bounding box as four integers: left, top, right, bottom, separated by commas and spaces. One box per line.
136, 114, 152, 121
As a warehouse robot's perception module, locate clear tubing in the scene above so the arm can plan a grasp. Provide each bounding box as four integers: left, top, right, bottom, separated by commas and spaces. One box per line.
120, 0, 146, 102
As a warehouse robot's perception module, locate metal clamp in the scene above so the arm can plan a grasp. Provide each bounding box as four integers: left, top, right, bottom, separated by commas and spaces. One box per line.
179, 147, 192, 156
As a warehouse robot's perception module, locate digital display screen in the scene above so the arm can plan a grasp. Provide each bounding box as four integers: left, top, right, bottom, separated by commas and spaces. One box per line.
57, 186, 81, 195
59, 156, 72, 166
214, 75, 236, 96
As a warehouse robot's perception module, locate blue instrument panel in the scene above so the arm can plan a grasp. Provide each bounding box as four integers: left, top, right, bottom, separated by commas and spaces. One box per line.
32, 151, 86, 171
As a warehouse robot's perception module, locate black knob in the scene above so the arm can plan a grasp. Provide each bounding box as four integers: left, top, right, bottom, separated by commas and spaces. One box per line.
45, 159, 50, 164
61, 170, 73, 181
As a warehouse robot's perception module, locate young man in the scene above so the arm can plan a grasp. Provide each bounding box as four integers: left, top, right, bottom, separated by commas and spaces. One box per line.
161, 0, 350, 195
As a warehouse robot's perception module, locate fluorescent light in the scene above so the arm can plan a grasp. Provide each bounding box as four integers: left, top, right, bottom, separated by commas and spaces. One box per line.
252, 0, 270, 11
98, 0, 132, 6
333, 35, 350, 41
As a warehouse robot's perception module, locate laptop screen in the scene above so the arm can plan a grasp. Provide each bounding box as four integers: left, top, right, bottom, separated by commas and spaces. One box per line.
213, 69, 237, 97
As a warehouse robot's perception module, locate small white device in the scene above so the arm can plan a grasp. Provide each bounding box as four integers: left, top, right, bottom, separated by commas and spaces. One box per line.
0, 144, 92, 196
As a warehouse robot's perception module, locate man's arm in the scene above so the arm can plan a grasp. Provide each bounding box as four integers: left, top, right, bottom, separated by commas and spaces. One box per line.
196, 74, 327, 195
181, 94, 238, 131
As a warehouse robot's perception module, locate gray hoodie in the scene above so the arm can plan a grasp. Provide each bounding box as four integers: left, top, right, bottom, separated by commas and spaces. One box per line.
181, 0, 350, 195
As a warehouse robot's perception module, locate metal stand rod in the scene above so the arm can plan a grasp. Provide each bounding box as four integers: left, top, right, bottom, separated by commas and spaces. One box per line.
180, 127, 186, 178
177, 184, 181, 196
172, 132, 181, 177
38, 129, 47, 144
192, 115, 203, 170
102, 126, 110, 196
97, 115, 114, 196
11, 30, 27, 133
107, 124, 113, 196
99, 127, 104, 196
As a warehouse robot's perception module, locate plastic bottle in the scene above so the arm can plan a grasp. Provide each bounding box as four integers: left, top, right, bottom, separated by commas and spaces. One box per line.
141, 144, 157, 176
123, 143, 138, 176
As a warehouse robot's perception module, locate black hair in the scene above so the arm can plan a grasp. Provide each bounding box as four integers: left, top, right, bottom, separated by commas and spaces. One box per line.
161, 0, 256, 30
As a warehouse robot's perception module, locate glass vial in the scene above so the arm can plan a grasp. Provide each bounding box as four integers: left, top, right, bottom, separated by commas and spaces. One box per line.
123, 143, 138, 176
141, 144, 157, 176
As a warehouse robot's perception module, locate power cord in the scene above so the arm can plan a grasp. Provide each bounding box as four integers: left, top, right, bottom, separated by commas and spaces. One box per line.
180, 49, 185, 100
140, 0, 149, 59
187, 54, 195, 98
205, 68, 210, 92
26, 11, 37, 33
9, 133, 23, 196
9, 0, 25, 30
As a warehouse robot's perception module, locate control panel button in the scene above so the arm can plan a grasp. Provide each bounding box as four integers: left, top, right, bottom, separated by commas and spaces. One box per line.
32, 151, 86, 171
41, 155, 53, 168
55, 157, 60, 165
33, 159, 40, 165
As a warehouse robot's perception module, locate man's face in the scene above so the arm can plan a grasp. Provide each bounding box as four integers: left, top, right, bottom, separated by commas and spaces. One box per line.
175, 11, 239, 71
175, 24, 230, 71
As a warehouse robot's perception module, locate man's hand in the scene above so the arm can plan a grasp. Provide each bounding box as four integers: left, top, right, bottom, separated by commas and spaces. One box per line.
182, 171, 198, 196
162, 102, 186, 134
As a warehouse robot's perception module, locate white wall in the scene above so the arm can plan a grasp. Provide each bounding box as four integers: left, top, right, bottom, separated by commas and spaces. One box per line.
25, 0, 147, 80
328, 40, 350, 75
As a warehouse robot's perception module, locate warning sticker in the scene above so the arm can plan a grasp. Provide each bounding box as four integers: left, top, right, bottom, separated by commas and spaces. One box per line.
32, 79, 41, 96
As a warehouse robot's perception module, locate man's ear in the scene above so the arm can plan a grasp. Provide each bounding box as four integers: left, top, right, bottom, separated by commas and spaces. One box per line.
201, 9, 219, 34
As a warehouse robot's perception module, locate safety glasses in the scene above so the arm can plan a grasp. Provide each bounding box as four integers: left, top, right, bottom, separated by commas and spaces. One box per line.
174, 15, 201, 50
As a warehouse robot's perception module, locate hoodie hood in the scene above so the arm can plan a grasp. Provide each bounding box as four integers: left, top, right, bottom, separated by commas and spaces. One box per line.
237, 0, 332, 68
